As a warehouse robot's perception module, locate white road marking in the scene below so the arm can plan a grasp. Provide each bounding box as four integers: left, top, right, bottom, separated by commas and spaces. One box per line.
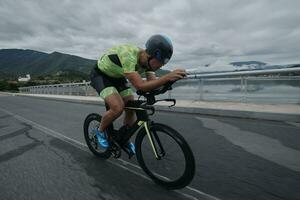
0, 107, 221, 200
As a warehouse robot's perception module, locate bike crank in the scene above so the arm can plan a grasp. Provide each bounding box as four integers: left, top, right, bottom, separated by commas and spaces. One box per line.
109, 141, 122, 158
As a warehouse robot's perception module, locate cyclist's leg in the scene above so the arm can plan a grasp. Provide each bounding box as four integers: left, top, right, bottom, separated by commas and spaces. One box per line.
122, 94, 136, 126
119, 89, 136, 155
90, 67, 124, 132
99, 91, 124, 132
112, 75, 135, 126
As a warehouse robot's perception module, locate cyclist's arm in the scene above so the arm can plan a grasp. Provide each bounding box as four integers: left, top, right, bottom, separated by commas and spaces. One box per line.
146, 71, 156, 81
125, 72, 168, 92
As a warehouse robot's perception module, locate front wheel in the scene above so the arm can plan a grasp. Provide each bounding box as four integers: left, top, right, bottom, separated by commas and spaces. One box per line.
135, 123, 195, 189
83, 113, 111, 159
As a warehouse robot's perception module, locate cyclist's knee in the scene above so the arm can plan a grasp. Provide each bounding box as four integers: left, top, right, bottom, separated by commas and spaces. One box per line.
110, 102, 124, 117
105, 94, 124, 117
122, 95, 134, 104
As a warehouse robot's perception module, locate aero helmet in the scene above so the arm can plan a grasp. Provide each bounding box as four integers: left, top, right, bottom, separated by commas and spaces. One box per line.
145, 34, 173, 64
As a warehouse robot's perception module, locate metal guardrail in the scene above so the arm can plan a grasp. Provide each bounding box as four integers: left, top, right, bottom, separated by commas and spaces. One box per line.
186, 66, 300, 78
19, 81, 95, 96
165, 76, 300, 104
18, 68, 300, 104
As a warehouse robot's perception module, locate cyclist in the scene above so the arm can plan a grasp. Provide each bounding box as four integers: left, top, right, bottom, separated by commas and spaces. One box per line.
90, 34, 186, 155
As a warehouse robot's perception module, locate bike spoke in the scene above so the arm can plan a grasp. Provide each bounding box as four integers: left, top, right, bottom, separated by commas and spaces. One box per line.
86, 119, 108, 154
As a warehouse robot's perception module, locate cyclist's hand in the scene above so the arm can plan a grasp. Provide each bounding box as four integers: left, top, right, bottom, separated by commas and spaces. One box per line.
164, 69, 187, 81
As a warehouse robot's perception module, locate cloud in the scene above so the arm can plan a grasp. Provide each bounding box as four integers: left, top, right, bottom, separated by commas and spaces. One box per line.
1, 0, 300, 70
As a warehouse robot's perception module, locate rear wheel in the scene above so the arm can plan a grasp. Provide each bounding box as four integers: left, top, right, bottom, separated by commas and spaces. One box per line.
135, 123, 195, 189
83, 113, 111, 159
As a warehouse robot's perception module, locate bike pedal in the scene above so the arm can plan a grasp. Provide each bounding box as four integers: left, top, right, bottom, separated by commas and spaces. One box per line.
112, 150, 121, 159
110, 142, 121, 158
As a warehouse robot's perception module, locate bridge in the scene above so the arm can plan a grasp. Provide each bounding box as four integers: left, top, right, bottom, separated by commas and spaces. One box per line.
1, 68, 300, 200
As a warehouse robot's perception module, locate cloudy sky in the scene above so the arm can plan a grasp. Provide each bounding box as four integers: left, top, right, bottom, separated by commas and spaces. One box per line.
1, 0, 300, 70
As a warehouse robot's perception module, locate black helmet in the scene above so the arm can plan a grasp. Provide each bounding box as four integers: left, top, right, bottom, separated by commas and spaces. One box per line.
145, 34, 173, 65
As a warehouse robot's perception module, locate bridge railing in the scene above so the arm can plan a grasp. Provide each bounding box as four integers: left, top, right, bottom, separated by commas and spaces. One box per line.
18, 67, 300, 104
19, 81, 96, 96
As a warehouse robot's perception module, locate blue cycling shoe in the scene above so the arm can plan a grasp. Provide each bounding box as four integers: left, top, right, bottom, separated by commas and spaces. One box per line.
95, 129, 109, 148
126, 142, 136, 155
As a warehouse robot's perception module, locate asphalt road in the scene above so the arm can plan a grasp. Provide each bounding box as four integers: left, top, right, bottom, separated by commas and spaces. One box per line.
0, 94, 299, 200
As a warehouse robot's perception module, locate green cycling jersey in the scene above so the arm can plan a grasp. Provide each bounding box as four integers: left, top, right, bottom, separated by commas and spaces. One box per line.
97, 44, 154, 78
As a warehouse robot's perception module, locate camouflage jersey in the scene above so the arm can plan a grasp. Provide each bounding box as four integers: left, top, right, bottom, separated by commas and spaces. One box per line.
97, 44, 154, 78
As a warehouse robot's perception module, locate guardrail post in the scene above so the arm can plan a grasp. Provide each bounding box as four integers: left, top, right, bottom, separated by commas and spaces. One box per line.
241, 77, 244, 102
240, 77, 248, 103
245, 77, 248, 103
298, 79, 300, 104
62, 85, 65, 95
85, 82, 88, 96
69, 84, 72, 95
198, 79, 204, 101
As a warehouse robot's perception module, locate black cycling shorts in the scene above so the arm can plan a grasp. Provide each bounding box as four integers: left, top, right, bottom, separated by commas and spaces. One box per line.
90, 65, 133, 99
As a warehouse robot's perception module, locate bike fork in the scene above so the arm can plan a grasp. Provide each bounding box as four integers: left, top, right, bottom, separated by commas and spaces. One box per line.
143, 122, 162, 160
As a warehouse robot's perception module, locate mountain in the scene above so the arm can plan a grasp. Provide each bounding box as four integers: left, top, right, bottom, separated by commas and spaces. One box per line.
230, 61, 267, 67
0, 49, 170, 78
0, 49, 95, 76
187, 61, 300, 74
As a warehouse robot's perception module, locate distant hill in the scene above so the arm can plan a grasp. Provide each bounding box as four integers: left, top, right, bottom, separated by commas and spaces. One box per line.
186, 60, 300, 75
0, 49, 95, 76
230, 61, 267, 67
0, 49, 170, 78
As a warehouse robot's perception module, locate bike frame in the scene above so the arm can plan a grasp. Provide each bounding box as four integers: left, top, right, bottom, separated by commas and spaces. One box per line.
126, 105, 162, 159
106, 102, 161, 159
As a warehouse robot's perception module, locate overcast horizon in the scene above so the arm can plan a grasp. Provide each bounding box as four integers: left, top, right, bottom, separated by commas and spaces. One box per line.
1, 0, 300, 70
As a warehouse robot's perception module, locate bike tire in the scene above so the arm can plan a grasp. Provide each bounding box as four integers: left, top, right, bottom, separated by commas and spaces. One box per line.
83, 113, 111, 159
135, 123, 195, 190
